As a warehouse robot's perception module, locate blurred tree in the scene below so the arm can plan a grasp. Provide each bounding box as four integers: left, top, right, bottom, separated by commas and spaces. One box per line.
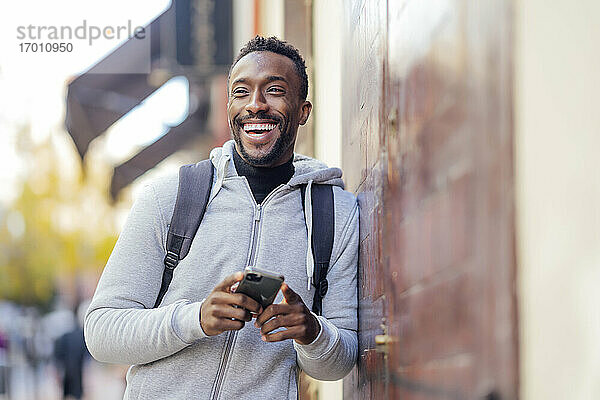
0, 126, 118, 310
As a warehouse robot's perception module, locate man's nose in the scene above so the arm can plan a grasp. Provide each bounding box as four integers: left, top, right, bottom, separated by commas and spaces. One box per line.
245, 90, 269, 114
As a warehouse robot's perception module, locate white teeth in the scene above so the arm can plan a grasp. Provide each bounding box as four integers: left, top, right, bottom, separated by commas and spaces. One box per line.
243, 123, 276, 132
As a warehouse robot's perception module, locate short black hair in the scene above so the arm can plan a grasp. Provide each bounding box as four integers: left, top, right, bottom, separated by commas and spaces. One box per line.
230, 36, 308, 100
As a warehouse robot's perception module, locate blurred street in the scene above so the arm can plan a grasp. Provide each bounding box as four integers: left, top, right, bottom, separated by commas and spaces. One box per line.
0, 302, 125, 400
2, 355, 125, 400
3, 360, 125, 400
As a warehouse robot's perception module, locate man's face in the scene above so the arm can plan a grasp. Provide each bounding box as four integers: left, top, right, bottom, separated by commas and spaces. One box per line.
227, 51, 311, 167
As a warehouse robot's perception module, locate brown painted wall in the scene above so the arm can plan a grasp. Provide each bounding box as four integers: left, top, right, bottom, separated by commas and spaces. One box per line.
341, 1, 519, 399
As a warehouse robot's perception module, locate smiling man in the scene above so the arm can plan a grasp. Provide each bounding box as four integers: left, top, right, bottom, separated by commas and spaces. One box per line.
228, 46, 311, 168
85, 36, 359, 399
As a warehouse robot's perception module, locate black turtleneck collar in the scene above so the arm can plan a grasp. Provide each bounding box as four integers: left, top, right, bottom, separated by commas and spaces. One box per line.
232, 147, 295, 204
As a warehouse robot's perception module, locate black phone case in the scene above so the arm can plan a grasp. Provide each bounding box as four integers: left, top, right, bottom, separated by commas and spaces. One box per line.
236, 273, 283, 308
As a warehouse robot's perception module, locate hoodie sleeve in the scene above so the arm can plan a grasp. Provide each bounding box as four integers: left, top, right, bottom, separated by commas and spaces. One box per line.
294, 197, 359, 380
84, 184, 208, 365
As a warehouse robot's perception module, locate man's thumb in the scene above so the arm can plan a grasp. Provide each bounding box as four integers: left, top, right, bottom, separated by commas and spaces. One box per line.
281, 283, 299, 304
215, 271, 244, 292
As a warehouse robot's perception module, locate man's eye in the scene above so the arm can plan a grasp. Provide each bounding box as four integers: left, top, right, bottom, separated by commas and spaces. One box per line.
233, 89, 248, 96
267, 87, 285, 94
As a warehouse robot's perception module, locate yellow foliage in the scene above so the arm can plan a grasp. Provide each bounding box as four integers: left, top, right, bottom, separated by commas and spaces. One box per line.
0, 128, 118, 309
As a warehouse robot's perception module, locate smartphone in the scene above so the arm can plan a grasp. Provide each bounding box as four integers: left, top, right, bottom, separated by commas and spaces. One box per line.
235, 267, 284, 309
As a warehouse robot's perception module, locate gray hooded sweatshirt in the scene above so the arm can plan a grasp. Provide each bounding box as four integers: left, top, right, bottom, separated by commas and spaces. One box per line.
85, 140, 359, 400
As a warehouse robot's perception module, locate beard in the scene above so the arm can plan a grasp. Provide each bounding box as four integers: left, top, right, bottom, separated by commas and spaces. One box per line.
231, 112, 294, 166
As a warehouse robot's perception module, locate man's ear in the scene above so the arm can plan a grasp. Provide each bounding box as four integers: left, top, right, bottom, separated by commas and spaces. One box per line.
298, 101, 312, 125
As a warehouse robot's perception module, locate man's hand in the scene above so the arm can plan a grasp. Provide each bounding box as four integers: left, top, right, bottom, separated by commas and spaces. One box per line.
200, 272, 262, 336
254, 283, 320, 345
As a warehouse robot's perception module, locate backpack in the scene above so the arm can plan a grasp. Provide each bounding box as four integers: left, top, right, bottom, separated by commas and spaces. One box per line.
153, 159, 334, 316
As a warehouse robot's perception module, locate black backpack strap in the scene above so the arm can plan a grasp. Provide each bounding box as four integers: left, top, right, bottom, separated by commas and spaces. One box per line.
153, 160, 214, 308
300, 184, 334, 316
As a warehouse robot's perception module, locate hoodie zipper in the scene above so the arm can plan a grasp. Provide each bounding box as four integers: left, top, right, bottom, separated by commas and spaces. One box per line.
210, 181, 283, 400
248, 204, 263, 266
210, 330, 236, 399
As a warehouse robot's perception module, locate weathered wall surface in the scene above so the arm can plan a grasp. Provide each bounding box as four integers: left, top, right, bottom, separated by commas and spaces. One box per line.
341, 1, 518, 398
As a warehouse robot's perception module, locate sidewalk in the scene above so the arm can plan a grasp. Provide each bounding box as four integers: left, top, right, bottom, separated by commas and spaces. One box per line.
4, 358, 125, 400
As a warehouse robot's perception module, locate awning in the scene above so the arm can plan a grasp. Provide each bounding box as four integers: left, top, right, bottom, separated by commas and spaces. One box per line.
65, 7, 167, 158
64, 0, 232, 199
109, 105, 209, 199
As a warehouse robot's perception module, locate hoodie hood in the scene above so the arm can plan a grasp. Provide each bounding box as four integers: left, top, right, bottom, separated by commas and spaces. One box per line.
208, 140, 344, 289
209, 140, 345, 188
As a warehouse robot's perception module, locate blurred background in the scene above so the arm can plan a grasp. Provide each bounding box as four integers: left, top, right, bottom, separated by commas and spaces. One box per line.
0, 0, 598, 399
